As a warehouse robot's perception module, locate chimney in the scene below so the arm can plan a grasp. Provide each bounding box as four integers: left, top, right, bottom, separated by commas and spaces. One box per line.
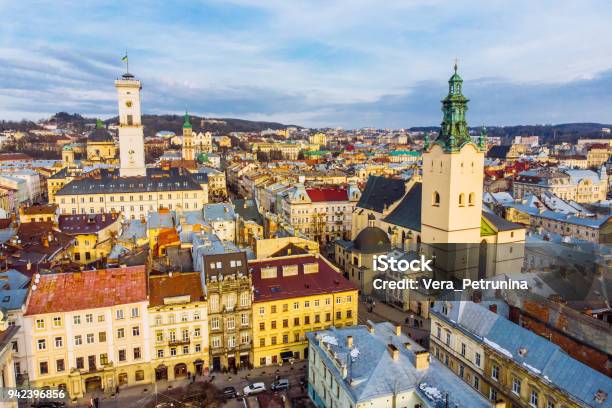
346, 336, 353, 348
395, 325, 402, 336
366, 321, 375, 333
494, 401, 507, 408
414, 350, 429, 370
403, 342, 412, 350
387, 344, 399, 361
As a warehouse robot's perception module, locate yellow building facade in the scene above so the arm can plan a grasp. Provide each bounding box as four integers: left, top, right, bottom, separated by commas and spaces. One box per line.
249, 254, 358, 367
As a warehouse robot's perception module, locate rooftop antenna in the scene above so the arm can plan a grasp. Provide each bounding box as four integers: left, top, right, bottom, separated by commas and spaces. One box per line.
453, 57, 459, 73
122, 49, 129, 74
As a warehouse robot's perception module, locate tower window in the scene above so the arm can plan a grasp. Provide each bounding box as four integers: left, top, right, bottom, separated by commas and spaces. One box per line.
127, 115, 133, 126
433, 192, 440, 207
459, 193, 465, 207
468, 192, 475, 206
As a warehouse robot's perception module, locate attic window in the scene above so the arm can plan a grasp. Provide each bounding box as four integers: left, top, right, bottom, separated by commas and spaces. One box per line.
2, 296, 9, 302
518, 347, 528, 357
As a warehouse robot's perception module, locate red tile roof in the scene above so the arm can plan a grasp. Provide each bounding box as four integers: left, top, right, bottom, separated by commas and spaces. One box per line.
306, 187, 349, 202
58, 213, 119, 234
149, 272, 204, 307
25, 266, 147, 315
249, 255, 357, 303
0, 153, 33, 162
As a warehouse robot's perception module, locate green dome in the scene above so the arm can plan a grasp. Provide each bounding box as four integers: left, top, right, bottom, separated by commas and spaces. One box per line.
197, 153, 209, 163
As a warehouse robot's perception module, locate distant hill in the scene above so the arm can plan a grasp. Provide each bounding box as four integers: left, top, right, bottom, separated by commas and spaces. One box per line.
42, 112, 296, 136
410, 123, 612, 144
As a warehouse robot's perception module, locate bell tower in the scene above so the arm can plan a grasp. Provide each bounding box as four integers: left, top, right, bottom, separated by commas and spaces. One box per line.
182, 111, 195, 161
115, 71, 146, 177
420, 64, 486, 244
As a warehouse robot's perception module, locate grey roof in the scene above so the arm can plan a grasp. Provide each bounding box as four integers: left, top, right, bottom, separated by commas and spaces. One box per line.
120, 219, 147, 242
307, 322, 490, 407
486, 145, 511, 159
432, 301, 612, 407
357, 175, 405, 213
382, 182, 422, 231
56, 168, 203, 195
0, 269, 29, 311
148, 211, 176, 229
203, 203, 235, 222
233, 199, 263, 225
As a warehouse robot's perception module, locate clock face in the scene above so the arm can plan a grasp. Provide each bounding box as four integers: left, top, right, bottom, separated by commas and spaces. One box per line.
125, 101, 132, 108
128, 149, 135, 163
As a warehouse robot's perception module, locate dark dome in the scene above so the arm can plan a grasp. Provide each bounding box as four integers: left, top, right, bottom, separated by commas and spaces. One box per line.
88, 128, 114, 143
353, 226, 391, 253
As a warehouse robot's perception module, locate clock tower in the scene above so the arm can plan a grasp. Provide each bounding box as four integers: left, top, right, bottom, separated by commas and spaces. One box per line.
115, 72, 146, 177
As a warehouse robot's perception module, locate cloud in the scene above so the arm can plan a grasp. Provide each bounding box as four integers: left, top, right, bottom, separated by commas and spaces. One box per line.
0, 0, 611, 126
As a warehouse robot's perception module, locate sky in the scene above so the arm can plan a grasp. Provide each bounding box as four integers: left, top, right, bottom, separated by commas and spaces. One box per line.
1, 0, 611, 129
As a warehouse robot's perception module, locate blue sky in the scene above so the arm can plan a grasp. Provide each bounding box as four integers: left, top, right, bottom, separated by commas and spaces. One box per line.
1, 0, 611, 128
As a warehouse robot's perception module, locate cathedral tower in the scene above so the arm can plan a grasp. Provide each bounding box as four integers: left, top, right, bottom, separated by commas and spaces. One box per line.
182, 111, 195, 161
420, 64, 487, 244
115, 72, 146, 177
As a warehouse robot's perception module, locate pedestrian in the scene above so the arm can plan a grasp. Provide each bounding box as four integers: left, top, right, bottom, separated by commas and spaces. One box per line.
89, 397, 94, 408
94, 396, 99, 408
115, 385, 119, 395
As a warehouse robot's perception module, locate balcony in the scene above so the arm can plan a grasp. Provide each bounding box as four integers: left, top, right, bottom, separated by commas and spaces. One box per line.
168, 338, 190, 347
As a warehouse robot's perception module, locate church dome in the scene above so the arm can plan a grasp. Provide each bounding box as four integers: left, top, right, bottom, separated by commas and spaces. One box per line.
88, 127, 114, 143
353, 226, 391, 253
88, 119, 114, 143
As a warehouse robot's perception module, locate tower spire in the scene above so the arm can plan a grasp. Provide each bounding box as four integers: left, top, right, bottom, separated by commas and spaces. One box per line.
183, 110, 192, 129
436, 63, 471, 151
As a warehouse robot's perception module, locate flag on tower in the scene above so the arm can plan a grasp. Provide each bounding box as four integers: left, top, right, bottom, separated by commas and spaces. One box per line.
121, 53, 128, 62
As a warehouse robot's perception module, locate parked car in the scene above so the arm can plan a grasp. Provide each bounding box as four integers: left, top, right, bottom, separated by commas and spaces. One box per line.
271, 379, 290, 391
223, 386, 237, 399
243, 382, 266, 396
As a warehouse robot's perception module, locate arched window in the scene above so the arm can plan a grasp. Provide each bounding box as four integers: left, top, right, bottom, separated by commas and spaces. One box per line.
469, 192, 475, 206
433, 191, 440, 206
459, 193, 465, 206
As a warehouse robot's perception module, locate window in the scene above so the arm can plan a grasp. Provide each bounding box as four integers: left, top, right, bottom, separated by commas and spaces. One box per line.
117, 328, 125, 339
259, 322, 265, 330
469, 192, 475, 206
445, 331, 451, 346
56, 359, 65, 372
336, 311, 341, 320
315, 315, 320, 323
98, 315, 105, 322
314, 300, 319, 307
271, 321, 277, 329
283, 334, 288, 344
346, 310, 353, 319
461, 343, 466, 356
530, 390, 538, 407
157, 350, 164, 358
131, 307, 139, 318
258, 307, 265, 315
492, 365, 499, 381
241, 314, 249, 326
35, 319, 45, 329
118, 349, 126, 362
336, 297, 342, 304
475, 352, 481, 367
283, 319, 289, 328
155, 315, 162, 326
227, 317, 235, 330
459, 364, 464, 378
433, 191, 440, 206
86, 313, 93, 323
489, 388, 497, 401
181, 314, 188, 322
260, 338, 265, 347
100, 353, 108, 366
294, 317, 300, 326
459, 193, 465, 206
228, 336, 235, 348
135, 370, 144, 381
547, 402, 555, 408
271, 336, 277, 345
132, 326, 140, 336
37, 339, 46, 350
325, 298, 331, 305
133, 347, 141, 360
74, 335, 82, 346
55, 337, 63, 348
293, 302, 299, 310
116, 309, 124, 320
53, 317, 62, 327
194, 327, 201, 337
271, 305, 277, 313
39, 361, 48, 375
305, 316, 310, 325
304, 301, 310, 308
195, 344, 201, 353
86, 333, 94, 344
512, 378, 521, 395
473, 376, 479, 390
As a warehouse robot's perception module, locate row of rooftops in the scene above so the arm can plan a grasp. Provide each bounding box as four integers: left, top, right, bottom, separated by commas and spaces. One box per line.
18, 252, 354, 317
432, 300, 612, 407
